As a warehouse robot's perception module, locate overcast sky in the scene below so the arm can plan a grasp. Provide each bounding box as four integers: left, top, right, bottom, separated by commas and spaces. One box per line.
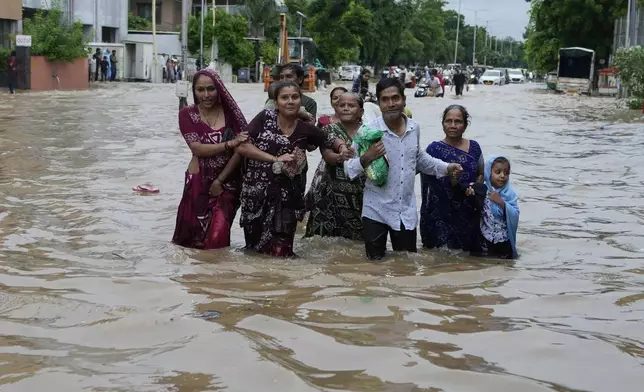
445, 0, 531, 40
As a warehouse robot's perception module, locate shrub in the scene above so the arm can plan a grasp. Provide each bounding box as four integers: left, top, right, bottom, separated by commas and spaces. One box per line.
128, 12, 151, 31
0, 49, 9, 73
23, 6, 89, 62
613, 46, 644, 98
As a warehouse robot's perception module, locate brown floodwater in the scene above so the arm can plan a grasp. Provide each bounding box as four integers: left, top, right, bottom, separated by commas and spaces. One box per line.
0, 82, 642, 391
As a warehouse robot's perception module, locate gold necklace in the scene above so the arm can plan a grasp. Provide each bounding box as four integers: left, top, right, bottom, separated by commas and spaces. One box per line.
200, 108, 222, 129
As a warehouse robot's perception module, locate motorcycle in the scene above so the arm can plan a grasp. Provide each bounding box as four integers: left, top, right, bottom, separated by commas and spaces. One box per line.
414, 83, 429, 98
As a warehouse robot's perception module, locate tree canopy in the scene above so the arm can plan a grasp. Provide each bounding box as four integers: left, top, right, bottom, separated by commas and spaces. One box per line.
187, 10, 255, 70
523, 0, 635, 73
188, 0, 525, 69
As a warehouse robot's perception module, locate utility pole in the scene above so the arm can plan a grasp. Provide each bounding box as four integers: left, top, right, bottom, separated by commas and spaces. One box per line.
152, 0, 159, 83
483, 21, 489, 65
200, 0, 205, 68
625, 0, 638, 48
179, 0, 189, 109
468, 9, 487, 66
453, 0, 462, 64
211, 0, 217, 68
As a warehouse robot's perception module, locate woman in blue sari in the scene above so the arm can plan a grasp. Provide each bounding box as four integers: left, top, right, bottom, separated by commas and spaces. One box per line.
420, 105, 484, 251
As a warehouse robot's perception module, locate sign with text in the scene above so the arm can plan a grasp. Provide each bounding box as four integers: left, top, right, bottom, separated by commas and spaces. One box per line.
16, 35, 32, 47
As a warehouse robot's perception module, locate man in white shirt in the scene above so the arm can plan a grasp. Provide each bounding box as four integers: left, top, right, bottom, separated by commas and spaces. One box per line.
345, 78, 462, 260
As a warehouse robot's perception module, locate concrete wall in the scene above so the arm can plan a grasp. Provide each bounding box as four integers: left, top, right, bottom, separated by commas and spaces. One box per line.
30, 56, 89, 90
125, 32, 182, 56
23, 0, 128, 43
613, 6, 644, 55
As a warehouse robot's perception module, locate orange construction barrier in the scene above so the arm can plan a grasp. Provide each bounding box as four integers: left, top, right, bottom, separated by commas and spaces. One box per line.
263, 66, 271, 92
308, 65, 316, 92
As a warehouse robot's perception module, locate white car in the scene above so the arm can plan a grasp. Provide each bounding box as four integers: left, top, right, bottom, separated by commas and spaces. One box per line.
508, 69, 525, 83
340, 65, 361, 81
479, 69, 505, 86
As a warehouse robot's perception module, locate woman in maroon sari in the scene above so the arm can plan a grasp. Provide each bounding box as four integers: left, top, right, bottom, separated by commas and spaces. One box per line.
172, 68, 249, 249
237, 82, 353, 257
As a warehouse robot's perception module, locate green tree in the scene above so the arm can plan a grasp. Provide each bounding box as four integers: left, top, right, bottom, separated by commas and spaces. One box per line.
187, 12, 215, 56
128, 12, 151, 31
23, 7, 88, 62
242, 0, 279, 38
410, 0, 449, 64
213, 10, 255, 70
524, 0, 630, 73
361, 0, 413, 69
260, 40, 279, 65
307, 0, 373, 66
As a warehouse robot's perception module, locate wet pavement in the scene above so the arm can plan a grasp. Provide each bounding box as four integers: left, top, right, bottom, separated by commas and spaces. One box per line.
0, 82, 643, 391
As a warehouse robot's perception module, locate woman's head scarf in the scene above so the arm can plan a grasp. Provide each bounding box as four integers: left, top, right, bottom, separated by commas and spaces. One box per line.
191, 68, 248, 139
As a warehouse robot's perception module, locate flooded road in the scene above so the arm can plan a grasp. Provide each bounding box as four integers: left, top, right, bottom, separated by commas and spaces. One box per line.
0, 82, 642, 391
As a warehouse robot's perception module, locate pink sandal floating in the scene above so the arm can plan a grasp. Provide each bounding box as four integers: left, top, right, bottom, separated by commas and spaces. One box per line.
132, 184, 160, 193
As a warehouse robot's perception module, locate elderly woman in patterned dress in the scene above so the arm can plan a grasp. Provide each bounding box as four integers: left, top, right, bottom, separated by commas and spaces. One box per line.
172, 69, 249, 249
305, 92, 366, 240
236, 81, 353, 257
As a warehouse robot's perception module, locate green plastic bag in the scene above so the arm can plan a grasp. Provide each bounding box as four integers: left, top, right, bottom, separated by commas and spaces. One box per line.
353, 125, 389, 187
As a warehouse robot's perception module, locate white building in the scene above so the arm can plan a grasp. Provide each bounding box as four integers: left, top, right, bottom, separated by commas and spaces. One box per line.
22, 0, 129, 43
0, 0, 129, 49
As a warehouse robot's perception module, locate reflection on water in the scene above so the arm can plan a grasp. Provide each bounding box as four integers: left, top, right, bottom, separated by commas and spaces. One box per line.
0, 83, 643, 391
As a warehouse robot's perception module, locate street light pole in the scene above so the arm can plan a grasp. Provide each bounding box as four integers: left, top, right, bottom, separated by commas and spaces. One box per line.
296, 11, 307, 63
483, 21, 489, 65
179, 0, 189, 109
200, 0, 205, 68
453, 0, 462, 64
468, 9, 488, 65
152, 0, 158, 83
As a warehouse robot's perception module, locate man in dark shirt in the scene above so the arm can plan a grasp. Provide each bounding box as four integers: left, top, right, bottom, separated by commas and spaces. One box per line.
7, 50, 16, 94
93, 48, 102, 82
278, 63, 317, 124
452, 68, 467, 97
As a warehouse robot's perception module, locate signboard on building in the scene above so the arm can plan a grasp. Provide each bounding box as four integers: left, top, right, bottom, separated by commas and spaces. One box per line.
16, 35, 32, 47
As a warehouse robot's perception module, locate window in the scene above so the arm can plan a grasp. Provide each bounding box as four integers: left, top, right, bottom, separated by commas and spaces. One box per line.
137, 2, 162, 23
0, 19, 15, 49
102, 27, 117, 43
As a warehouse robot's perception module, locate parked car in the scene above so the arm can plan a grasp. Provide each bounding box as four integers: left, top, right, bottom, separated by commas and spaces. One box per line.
508, 69, 525, 83
340, 65, 361, 81
479, 69, 505, 86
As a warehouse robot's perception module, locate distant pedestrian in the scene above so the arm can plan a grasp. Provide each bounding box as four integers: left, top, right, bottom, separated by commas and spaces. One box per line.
452, 68, 467, 97
100, 56, 109, 82
7, 50, 17, 94
89, 55, 97, 82
110, 50, 118, 81
93, 48, 101, 81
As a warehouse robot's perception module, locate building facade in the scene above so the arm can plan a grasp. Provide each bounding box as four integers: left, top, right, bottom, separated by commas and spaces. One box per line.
0, 0, 22, 49
129, 0, 244, 33
0, 0, 256, 50
613, 4, 644, 55
1, 0, 129, 49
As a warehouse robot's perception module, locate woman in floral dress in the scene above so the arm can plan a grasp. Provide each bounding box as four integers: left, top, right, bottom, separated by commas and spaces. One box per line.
305, 92, 366, 240
237, 82, 353, 257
